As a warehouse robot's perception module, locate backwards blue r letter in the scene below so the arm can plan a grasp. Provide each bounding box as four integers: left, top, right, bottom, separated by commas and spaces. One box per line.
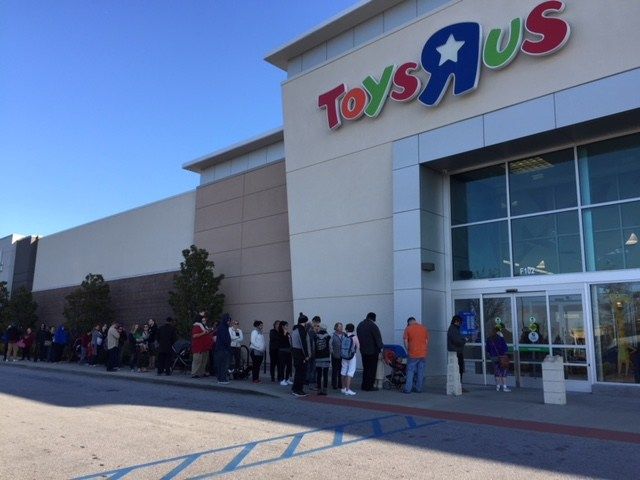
418, 22, 482, 107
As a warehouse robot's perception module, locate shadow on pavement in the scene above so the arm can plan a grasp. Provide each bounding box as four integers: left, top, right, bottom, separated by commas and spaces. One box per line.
1, 361, 639, 480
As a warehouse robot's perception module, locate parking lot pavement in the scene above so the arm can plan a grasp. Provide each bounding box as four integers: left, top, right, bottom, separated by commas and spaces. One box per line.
2, 359, 639, 438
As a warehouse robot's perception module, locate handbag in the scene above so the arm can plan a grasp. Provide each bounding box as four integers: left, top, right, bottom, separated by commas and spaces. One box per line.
499, 355, 510, 368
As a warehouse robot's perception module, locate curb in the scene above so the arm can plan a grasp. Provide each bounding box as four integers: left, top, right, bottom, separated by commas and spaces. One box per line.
1, 361, 279, 398
305, 395, 640, 445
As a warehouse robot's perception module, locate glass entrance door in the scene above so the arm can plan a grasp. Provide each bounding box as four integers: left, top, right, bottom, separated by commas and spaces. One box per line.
454, 290, 591, 391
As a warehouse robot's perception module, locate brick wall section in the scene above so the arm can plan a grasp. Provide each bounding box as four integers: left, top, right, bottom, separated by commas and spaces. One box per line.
32, 271, 177, 328
194, 160, 293, 326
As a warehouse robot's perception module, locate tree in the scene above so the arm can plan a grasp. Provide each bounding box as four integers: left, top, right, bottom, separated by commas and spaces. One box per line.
5, 286, 38, 329
63, 273, 113, 338
169, 245, 225, 337
0, 281, 10, 331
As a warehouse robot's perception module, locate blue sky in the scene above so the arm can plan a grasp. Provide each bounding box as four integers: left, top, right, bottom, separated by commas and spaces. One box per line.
0, 0, 356, 238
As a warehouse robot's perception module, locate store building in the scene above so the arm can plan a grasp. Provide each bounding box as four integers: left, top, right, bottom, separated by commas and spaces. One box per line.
263, 0, 640, 390
28, 0, 639, 390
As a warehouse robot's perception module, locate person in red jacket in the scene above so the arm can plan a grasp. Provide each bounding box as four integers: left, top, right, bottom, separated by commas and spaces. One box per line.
21, 328, 35, 361
191, 314, 213, 378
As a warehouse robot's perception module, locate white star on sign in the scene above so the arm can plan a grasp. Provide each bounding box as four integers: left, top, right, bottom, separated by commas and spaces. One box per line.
436, 34, 465, 66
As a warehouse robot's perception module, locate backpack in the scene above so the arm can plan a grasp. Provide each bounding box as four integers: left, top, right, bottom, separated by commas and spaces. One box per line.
315, 334, 330, 359
340, 334, 356, 360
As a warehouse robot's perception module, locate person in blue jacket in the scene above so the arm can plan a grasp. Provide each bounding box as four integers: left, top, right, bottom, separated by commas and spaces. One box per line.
486, 326, 510, 392
52, 325, 70, 362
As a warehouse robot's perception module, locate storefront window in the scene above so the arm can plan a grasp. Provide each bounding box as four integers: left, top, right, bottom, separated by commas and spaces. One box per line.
591, 282, 640, 384
450, 132, 640, 282
509, 149, 576, 216
583, 201, 640, 271
578, 133, 640, 206
450, 164, 506, 225
511, 211, 582, 276
452, 221, 510, 280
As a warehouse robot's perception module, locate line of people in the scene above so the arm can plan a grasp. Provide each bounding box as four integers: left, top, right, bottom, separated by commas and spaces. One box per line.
2, 323, 70, 363
170, 310, 388, 397
4, 312, 493, 395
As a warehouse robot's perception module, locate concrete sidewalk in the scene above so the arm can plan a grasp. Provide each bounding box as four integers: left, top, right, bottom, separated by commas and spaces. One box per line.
3, 359, 639, 438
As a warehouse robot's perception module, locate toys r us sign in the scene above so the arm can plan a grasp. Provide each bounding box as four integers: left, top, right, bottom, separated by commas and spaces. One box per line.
318, 1, 571, 130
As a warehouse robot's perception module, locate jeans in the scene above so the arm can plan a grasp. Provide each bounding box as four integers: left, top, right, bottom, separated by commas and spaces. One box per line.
292, 350, 307, 393
156, 351, 171, 375
106, 347, 119, 371
250, 351, 264, 381
331, 357, 343, 389
360, 353, 378, 390
305, 357, 316, 384
316, 366, 329, 390
403, 357, 426, 393
78, 346, 87, 364
269, 349, 279, 381
215, 349, 230, 382
278, 349, 292, 381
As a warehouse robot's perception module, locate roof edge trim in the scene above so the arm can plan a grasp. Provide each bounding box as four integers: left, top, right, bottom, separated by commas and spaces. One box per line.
182, 128, 284, 173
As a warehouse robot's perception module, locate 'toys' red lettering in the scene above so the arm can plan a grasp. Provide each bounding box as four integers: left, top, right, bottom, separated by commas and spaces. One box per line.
390, 62, 422, 102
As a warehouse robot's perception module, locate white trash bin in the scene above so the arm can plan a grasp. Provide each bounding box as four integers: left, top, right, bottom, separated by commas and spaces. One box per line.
542, 354, 566, 405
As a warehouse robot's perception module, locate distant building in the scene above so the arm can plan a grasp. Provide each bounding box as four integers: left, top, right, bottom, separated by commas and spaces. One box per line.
0, 234, 39, 294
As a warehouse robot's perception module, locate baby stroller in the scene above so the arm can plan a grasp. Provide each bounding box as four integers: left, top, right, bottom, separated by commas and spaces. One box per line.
232, 345, 251, 380
382, 344, 407, 390
171, 339, 192, 374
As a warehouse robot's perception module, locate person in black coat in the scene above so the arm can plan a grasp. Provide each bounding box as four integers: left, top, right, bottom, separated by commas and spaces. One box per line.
214, 314, 232, 384
156, 317, 177, 375
35, 323, 49, 362
356, 312, 384, 391
447, 315, 468, 383
268, 321, 281, 382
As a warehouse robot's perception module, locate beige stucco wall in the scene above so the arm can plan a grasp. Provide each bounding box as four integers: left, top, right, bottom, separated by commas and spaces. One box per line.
33, 192, 196, 291
194, 161, 293, 325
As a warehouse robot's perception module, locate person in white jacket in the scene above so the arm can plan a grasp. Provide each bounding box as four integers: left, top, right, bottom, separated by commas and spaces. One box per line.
229, 320, 244, 372
249, 321, 266, 383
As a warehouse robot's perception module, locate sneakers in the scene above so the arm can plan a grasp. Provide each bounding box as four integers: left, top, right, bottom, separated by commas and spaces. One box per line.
503, 386, 512, 392
280, 379, 288, 386
496, 385, 501, 391
292, 390, 308, 397
287, 379, 294, 385
345, 389, 356, 396
341, 388, 347, 394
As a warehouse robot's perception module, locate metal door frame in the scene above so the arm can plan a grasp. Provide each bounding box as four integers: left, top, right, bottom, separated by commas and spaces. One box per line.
453, 286, 592, 391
